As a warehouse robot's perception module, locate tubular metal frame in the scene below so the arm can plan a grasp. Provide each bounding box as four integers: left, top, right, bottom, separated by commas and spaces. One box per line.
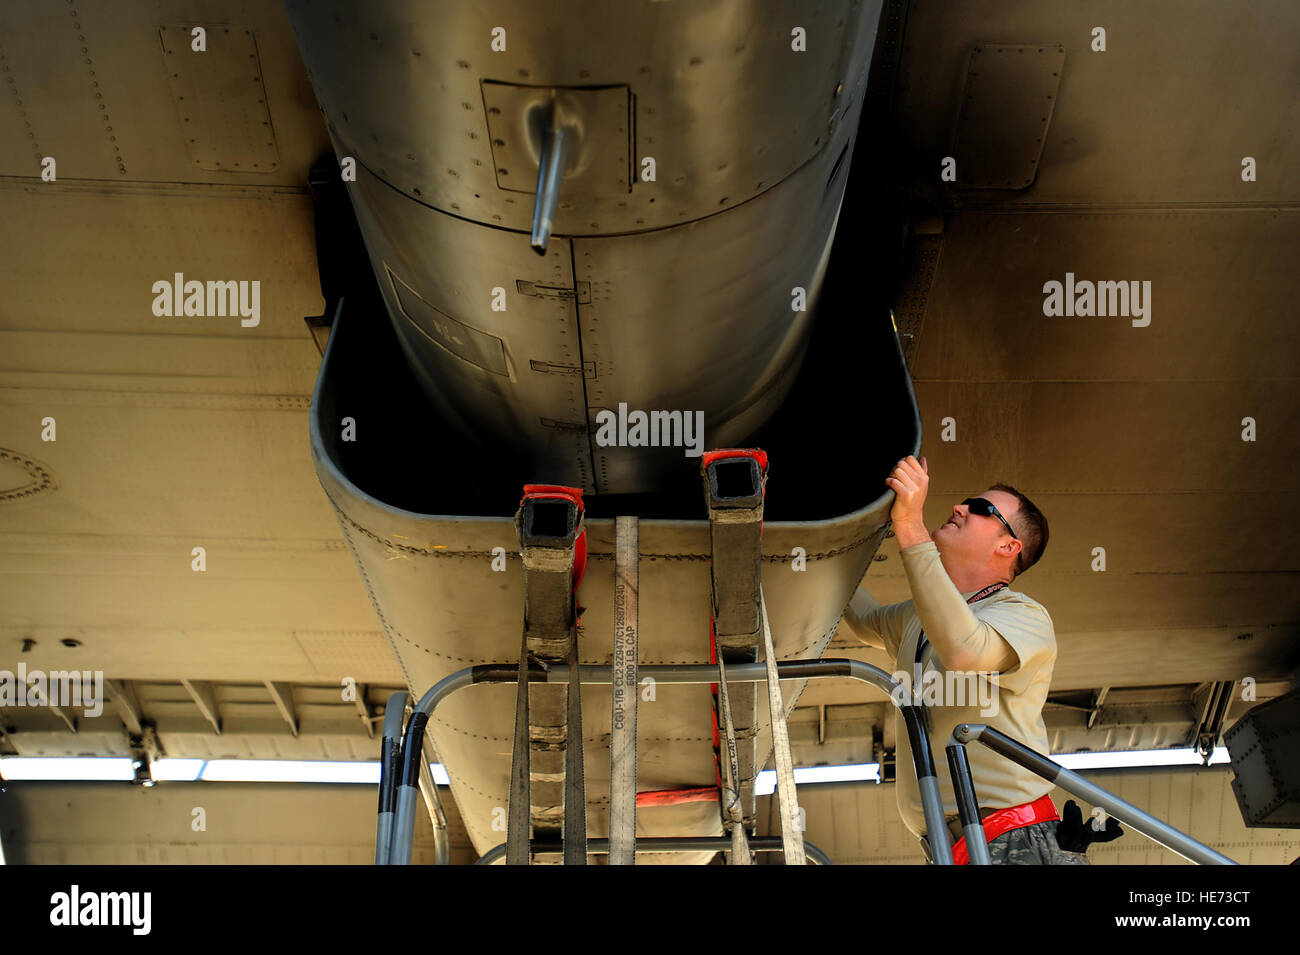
379, 661, 1239, 866
946, 724, 1238, 866
380, 658, 952, 865
375, 691, 407, 865
474, 836, 834, 865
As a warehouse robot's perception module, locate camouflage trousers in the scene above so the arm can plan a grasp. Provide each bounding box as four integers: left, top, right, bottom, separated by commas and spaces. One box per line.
923, 821, 1091, 865
986, 820, 1091, 865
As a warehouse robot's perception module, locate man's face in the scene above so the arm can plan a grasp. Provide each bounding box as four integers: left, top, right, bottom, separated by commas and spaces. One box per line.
931, 488, 1021, 566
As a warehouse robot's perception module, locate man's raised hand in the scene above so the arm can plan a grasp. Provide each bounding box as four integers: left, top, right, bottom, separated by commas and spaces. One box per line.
886, 455, 931, 547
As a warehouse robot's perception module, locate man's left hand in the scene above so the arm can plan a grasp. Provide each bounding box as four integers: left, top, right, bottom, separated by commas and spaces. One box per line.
1056, 800, 1124, 853
886, 455, 930, 546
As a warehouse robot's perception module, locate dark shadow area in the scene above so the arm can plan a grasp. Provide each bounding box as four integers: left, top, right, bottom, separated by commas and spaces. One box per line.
309, 85, 918, 523
0, 782, 29, 864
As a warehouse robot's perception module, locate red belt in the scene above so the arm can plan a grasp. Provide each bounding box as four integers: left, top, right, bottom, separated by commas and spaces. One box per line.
950, 794, 1058, 865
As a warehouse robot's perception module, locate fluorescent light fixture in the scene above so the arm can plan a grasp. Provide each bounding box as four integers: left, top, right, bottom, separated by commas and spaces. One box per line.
1052, 746, 1231, 770
0, 756, 453, 786
188, 760, 450, 784
2, 747, 1230, 791
748, 747, 1230, 797
197, 760, 381, 783
793, 763, 883, 785
0, 757, 135, 781
755, 763, 881, 795
149, 758, 205, 781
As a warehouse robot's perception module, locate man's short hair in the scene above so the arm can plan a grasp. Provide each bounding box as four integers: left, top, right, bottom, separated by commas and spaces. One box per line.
989, 483, 1048, 578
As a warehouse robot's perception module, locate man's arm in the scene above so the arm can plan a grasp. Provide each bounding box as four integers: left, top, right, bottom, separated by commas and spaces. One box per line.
900, 542, 1018, 672
841, 587, 887, 650
841, 586, 912, 659
885, 455, 1017, 673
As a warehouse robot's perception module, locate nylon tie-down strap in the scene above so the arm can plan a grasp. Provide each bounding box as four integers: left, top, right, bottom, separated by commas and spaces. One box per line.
760, 591, 806, 865
564, 608, 586, 865
507, 631, 533, 866
715, 635, 753, 864
608, 515, 640, 865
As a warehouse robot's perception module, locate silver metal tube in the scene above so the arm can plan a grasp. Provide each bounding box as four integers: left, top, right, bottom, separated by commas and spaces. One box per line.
545, 663, 723, 684
962, 822, 992, 865
945, 736, 991, 865
955, 723, 1238, 865
543, 659, 901, 688
413, 667, 476, 719
391, 789, 418, 865
385, 669, 476, 863
917, 775, 954, 865
417, 740, 451, 866
530, 109, 570, 254
760, 593, 806, 865
391, 660, 915, 865
375, 814, 392, 866
1051, 767, 1236, 865
376, 690, 408, 865
608, 515, 639, 865
394, 661, 1237, 868
846, 660, 912, 697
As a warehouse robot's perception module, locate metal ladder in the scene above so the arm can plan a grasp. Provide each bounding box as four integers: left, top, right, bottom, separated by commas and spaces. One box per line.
378, 656, 1238, 865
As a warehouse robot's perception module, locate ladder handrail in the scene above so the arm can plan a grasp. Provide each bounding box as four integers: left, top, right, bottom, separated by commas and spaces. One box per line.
381, 658, 1238, 865
383, 658, 944, 865
947, 724, 1238, 865
375, 690, 407, 864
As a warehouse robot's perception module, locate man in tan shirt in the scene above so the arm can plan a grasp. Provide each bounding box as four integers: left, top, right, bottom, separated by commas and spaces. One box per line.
841, 455, 1088, 865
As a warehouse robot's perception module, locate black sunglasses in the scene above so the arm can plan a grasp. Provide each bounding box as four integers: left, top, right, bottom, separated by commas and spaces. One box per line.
961, 498, 1018, 539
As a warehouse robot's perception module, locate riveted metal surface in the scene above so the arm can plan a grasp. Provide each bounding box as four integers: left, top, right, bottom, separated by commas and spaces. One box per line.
284, 0, 882, 233
0, 1, 326, 184
481, 81, 630, 199
347, 141, 864, 492
575, 99, 862, 493
0, 3, 130, 176
0, 448, 58, 504
286, 0, 883, 494
897, 0, 1300, 205
387, 267, 510, 378
0, 42, 46, 172
892, 233, 942, 366
951, 44, 1065, 190
160, 24, 280, 174
347, 162, 593, 490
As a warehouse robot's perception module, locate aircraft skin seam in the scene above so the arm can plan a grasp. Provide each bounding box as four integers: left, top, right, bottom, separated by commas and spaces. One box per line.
568, 241, 600, 491
386, 618, 771, 669
333, 504, 877, 562
333, 510, 415, 688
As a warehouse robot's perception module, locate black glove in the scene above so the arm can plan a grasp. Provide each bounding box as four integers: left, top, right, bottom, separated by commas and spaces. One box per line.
1056, 799, 1124, 853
